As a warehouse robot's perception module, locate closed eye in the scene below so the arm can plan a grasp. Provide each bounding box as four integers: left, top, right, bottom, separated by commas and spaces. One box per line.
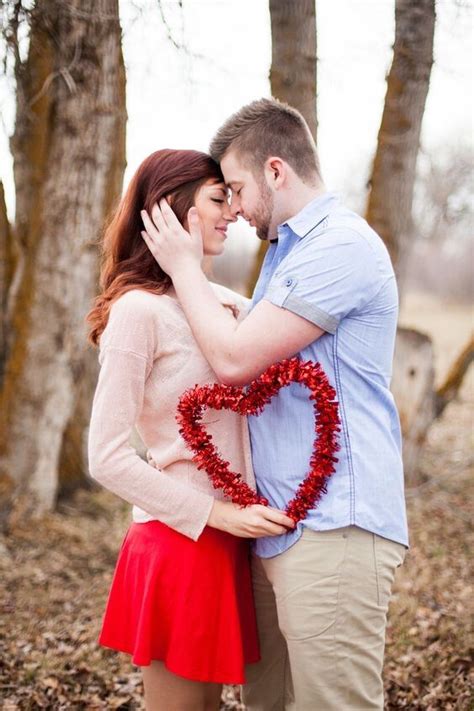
211, 198, 225, 204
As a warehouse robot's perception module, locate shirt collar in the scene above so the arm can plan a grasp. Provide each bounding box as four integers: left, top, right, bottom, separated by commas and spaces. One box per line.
279, 191, 339, 239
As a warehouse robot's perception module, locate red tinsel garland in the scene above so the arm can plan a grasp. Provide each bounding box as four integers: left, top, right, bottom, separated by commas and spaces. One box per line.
176, 357, 340, 524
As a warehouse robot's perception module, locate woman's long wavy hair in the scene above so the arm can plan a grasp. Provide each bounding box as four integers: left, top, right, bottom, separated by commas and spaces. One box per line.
87, 149, 223, 345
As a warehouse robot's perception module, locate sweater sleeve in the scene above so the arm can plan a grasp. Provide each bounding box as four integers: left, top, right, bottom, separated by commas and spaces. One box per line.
87, 292, 214, 540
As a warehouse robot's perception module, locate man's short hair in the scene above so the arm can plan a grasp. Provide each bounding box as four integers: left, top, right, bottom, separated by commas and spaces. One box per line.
209, 97, 321, 183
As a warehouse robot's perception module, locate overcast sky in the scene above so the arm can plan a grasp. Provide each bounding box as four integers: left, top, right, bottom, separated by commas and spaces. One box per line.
0, 0, 472, 224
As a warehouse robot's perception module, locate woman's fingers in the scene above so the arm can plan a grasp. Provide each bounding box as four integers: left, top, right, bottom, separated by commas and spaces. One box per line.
151, 202, 168, 231
140, 230, 154, 252
159, 198, 182, 229
187, 207, 203, 242
248, 505, 295, 537
259, 505, 295, 529
207, 500, 295, 538
257, 521, 289, 537
141, 209, 160, 241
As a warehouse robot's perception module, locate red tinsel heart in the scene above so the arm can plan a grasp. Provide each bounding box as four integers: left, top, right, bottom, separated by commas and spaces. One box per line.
176, 357, 340, 523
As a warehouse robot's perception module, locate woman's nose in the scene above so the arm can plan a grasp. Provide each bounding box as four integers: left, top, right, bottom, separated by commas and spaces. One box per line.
223, 204, 238, 222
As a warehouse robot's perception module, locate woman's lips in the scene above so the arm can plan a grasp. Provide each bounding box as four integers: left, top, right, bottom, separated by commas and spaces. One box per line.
215, 227, 227, 236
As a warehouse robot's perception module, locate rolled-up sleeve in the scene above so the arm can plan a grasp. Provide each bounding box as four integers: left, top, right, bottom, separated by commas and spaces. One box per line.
263, 229, 383, 334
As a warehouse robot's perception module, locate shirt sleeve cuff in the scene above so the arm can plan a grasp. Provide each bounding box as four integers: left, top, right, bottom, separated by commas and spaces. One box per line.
265, 287, 339, 334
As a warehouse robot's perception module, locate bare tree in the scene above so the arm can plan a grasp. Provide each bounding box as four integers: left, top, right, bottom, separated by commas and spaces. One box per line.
247, 0, 317, 295
269, 0, 317, 139
366, 0, 435, 277
365, 1, 474, 483
404, 144, 474, 301
0, 181, 13, 382
0, 0, 126, 527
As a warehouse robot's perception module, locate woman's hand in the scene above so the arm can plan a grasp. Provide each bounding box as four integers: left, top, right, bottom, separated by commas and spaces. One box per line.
140, 200, 203, 278
207, 499, 296, 538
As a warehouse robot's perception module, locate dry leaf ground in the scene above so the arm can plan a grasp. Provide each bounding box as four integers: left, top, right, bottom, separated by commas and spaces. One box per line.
1, 293, 472, 710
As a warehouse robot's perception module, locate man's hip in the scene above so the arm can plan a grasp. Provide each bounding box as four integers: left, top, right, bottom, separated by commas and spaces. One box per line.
243, 525, 406, 710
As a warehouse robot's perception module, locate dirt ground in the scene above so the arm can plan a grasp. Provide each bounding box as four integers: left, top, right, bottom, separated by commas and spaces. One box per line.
0, 293, 472, 710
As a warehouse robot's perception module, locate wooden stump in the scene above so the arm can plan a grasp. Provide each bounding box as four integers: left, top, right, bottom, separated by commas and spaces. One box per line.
392, 327, 436, 485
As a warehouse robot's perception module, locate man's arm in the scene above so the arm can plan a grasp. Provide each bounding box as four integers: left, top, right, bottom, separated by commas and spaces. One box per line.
141, 201, 323, 385
173, 265, 323, 385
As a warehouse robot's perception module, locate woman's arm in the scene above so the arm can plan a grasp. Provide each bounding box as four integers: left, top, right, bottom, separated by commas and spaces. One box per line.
88, 293, 294, 539
88, 343, 215, 540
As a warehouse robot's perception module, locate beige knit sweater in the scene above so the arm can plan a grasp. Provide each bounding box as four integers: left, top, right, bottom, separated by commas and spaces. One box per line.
87, 283, 256, 541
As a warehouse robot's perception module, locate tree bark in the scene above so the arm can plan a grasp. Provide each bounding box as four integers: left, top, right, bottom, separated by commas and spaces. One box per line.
435, 335, 474, 418
0, 181, 15, 383
247, 0, 317, 296
391, 329, 473, 484
269, 0, 317, 139
391, 327, 436, 484
366, 0, 435, 277
0, 0, 126, 525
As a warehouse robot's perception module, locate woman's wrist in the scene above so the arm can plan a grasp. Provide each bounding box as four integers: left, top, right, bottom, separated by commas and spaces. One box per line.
207, 499, 231, 532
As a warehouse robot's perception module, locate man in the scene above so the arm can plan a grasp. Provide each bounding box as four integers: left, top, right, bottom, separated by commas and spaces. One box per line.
141, 98, 408, 710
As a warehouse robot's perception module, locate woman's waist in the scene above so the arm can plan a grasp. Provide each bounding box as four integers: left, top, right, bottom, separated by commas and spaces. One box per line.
146, 448, 255, 490
141, 422, 255, 482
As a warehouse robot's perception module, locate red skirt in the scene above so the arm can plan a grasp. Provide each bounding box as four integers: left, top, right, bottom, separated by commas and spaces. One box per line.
98, 520, 260, 683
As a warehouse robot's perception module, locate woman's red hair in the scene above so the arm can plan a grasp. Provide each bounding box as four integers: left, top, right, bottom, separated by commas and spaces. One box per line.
87, 149, 223, 345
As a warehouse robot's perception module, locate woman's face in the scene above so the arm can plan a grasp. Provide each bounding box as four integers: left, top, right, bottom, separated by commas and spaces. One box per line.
192, 179, 236, 256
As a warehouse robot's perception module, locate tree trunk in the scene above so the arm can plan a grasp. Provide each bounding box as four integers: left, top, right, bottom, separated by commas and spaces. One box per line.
366, 0, 435, 277
391, 328, 436, 484
0, 0, 126, 526
269, 0, 317, 139
247, 0, 317, 296
0, 181, 15, 383
391, 328, 473, 484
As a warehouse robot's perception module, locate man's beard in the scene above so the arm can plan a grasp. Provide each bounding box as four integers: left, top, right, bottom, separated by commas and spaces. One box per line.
253, 180, 274, 240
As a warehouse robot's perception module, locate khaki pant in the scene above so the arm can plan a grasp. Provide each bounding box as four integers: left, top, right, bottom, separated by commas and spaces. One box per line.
243, 526, 406, 711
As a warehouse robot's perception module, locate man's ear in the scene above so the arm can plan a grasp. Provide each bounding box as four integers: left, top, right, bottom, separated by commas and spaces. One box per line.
264, 156, 286, 190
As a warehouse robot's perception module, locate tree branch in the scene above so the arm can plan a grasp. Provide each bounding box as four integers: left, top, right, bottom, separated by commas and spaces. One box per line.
435, 334, 474, 417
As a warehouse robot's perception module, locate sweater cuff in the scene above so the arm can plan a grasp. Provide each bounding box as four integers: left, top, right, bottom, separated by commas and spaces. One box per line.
184, 492, 215, 541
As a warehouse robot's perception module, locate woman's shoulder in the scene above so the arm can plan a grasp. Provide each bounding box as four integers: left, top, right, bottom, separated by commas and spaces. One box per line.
209, 282, 250, 308
100, 289, 168, 355
112, 288, 162, 309
110, 288, 176, 320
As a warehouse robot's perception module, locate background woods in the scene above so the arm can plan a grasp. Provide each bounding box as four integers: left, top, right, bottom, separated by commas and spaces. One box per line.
0, 0, 126, 524
0, 0, 472, 708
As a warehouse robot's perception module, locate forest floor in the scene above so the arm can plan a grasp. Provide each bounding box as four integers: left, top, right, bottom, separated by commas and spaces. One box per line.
0, 293, 472, 710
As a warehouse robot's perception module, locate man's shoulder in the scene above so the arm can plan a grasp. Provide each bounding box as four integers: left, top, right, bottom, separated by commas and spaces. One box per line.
302, 204, 390, 262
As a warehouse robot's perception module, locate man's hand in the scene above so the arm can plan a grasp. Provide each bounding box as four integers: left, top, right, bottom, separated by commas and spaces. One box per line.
140, 199, 203, 278
208, 499, 296, 538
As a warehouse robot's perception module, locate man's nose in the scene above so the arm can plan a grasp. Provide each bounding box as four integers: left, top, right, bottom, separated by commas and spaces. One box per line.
229, 198, 241, 218
223, 203, 238, 222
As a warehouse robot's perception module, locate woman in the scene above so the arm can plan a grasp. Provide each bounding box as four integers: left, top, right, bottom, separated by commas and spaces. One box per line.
87, 149, 293, 711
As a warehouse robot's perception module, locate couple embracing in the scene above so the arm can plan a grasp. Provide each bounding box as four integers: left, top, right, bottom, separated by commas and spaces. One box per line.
87, 98, 408, 711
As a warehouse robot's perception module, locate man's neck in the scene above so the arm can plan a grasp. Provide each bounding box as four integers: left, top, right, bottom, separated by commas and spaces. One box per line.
283, 182, 327, 223
268, 182, 327, 239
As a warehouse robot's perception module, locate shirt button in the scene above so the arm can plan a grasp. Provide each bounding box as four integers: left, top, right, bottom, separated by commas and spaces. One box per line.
285, 278, 293, 287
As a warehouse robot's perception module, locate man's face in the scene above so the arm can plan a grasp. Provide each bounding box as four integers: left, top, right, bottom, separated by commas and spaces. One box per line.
220, 150, 274, 240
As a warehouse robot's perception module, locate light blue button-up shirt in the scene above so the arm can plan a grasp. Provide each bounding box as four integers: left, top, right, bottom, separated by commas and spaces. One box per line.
249, 192, 409, 558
